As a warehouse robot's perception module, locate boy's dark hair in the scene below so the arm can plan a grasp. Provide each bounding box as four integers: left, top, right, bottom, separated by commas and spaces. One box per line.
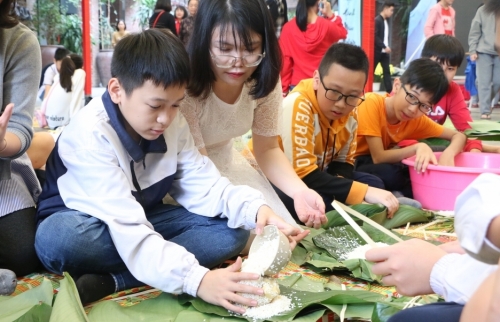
296, 0, 318, 31
187, 0, 281, 100
154, 0, 172, 12
382, 2, 396, 9
421, 34, 465, 67
54, 48, 70, 61
112, 29, 190, 96
59, 54, 82, 93
318, 43, 369, 83
175, 6, 188, 19
400, 58, 449, 105
0, 0, 17, 28
115, 19, 126, 31
485, 0, 500, 16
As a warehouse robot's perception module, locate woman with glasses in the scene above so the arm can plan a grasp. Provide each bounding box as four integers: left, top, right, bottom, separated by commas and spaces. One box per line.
353, 59, 466, 198
180, 0, 327, 229
279, 0, 347, 95
0, 0, 43, 291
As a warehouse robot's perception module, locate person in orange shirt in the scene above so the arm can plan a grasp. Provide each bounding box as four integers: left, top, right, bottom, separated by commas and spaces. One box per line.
354, 58, 466, 198
276, 43, 399, 220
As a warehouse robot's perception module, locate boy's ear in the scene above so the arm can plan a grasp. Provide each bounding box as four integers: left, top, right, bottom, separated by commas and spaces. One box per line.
108, 78, 123, 104
312, 70, 320, 91
392, 77, 401, 93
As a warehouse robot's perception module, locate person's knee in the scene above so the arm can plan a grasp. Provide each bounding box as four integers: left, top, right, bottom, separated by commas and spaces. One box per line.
27, 132, 55, 169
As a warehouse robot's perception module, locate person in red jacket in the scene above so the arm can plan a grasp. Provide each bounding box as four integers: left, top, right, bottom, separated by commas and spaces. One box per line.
279, 0, 347, 95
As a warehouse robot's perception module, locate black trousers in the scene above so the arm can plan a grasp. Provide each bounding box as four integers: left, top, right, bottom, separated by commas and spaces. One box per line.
354, 155, 413, 198
388, 302, 464, 322
374, 51, 393, 93
0, 207, 41, 276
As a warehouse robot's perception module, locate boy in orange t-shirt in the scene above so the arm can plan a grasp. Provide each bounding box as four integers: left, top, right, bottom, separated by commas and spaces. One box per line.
354, 58, 466, 197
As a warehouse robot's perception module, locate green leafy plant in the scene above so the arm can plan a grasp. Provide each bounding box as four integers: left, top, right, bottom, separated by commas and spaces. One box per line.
99, 0, 117, 50
134, 0, 156, 30
32, 0, 65, 44
60, 14, 83, 54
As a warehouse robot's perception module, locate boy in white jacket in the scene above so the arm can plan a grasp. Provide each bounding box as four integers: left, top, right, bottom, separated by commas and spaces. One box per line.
34, 29, 305, 312
366, 173, 500, 321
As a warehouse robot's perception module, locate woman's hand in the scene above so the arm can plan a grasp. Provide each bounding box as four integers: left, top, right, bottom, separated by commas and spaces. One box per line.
197, 257, 262, 314
414, 142, 437, 173
0, 103, 14, 145
293, 189, 327, 229
256, 205, 309, 250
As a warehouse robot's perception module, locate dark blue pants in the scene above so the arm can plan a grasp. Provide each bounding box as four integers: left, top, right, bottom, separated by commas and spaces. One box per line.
388, 302, 464, 322
354, 155, 413, 198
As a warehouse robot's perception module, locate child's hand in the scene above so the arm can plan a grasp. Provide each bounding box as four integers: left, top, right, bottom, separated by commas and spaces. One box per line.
256, 205, 309, 249
414, 143, 437, 173
197, 257, 262, 314
293, 188, 327, 229
364, 187, 399, 218
437, 150, 455, 167
366, 239, 446, 296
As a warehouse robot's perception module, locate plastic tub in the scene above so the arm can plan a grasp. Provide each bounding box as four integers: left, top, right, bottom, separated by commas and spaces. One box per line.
402, 152, 500, 210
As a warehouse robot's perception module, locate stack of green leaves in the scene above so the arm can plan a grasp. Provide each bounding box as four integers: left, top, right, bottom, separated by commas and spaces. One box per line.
464, 120, 500, 141
322, 204, 434, 230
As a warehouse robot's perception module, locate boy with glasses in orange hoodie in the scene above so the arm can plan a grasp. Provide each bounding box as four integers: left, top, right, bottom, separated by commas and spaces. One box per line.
275, 43, 400, 221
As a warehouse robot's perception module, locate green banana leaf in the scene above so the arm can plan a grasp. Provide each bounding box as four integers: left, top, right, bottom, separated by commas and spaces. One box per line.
88, 292, 189, 321
311, 225, 411, 282
180, 285, 388, 322
290, 245, 308, 266
50, 273, 88, 322
12, 303, 52, 322
464, 120, 500, 140
279, 273, 326, 293
323, 204, 433, 230
0, 278, 53, 322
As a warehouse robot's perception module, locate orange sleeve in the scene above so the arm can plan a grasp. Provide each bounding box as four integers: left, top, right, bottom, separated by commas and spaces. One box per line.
355, 94, 385, 157
281, 96, 318, 179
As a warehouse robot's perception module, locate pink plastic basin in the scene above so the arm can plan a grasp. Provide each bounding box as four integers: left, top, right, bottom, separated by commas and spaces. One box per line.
402, 152, 500, 210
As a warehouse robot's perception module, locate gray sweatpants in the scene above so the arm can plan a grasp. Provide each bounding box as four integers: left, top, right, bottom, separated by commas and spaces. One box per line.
476, 53, 500, 115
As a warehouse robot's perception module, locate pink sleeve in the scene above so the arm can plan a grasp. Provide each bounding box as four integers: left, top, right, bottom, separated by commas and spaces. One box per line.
447, 83, 472, 132
424, 7, 437, 38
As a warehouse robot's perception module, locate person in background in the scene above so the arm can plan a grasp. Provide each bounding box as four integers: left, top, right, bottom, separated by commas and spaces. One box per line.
179, 0, 198, 47
279, 0, 347, 96
266, 0, 288, 38
38, 47, 69, 100
174, 5, 187, 35
0, 0, 42, 286
180, 0, 327, 228
112, 20, 130, 48
149, 0, 177, 35
374, 2, 395, 94
469, 1, 500, 120
40, 54, 85, 130
424, 0, 455, 38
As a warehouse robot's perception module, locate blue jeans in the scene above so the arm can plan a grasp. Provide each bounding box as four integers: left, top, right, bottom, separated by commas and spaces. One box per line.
388, 302, 463, 322
35, 204, 249, 291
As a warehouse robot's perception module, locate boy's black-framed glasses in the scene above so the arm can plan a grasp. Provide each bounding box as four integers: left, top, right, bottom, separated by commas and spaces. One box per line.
210, 51, 266, 68
319, 76, 365, 107
400, 83, 433, 114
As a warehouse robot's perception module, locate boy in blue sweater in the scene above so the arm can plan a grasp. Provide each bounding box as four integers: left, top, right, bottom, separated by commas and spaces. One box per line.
34, 29, 304, 311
